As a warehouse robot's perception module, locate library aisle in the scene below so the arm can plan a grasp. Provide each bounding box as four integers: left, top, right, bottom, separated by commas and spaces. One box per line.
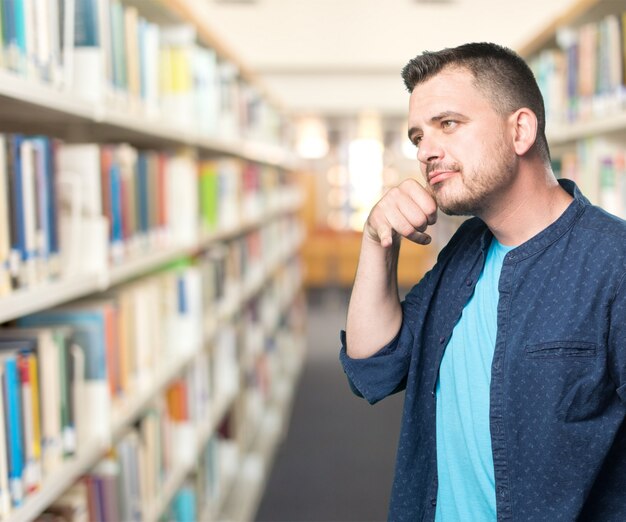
256, 288, 404, 522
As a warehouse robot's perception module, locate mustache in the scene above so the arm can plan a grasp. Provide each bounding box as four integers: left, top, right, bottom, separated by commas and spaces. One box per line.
426, 162, 462, 176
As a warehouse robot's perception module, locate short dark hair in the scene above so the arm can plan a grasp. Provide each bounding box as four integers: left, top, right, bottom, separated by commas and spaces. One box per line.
401, 42, 550, 162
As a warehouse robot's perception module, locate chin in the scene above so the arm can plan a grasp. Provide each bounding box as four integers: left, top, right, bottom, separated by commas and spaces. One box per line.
438, 203, 475, 217
436, 191, 482, 217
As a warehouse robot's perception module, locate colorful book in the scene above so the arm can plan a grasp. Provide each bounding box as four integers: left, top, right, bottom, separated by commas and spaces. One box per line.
0, 361, 11, 517
17, 349, 42, 493
0, 344, 26, 507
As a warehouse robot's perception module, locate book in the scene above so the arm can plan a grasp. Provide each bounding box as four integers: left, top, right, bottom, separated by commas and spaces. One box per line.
55, 143, 108, 276
0, 361, 11, 517
89, 458, 121, 522
17, 349, 42, 493
0, 344, 26, 507
8, 134, 26, 289
72, 0, 104, 103
0, 135, 11, 295
171, 483, 196, 522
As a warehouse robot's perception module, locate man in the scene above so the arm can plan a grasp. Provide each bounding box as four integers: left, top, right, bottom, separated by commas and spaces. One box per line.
340, 42, 626, 521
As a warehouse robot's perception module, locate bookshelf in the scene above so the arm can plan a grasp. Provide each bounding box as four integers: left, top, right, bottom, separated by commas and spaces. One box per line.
0, 0, 305, 521
520, 0, 626, 217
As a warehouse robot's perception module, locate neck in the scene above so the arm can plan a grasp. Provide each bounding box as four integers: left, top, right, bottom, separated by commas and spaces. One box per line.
479, 162, 573, 247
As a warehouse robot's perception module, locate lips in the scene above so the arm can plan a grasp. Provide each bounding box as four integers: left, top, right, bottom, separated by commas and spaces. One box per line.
428, 170, 457, 185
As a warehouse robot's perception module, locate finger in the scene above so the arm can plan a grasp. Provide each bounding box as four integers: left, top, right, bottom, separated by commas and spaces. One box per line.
399, 179, 438, 225
378, 223, 394, 248
406, 229, 432, 245
380, 186, 431, 237
395, 191, 431, 233
380, 202, 431, 245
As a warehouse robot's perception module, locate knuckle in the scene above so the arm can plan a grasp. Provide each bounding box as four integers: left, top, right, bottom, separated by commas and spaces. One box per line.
399, 223, 416, 237
413, 215, 427, 231
386, 186, 402, 200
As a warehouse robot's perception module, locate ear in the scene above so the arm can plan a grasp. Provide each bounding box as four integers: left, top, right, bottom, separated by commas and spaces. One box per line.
509, 108, 538, 156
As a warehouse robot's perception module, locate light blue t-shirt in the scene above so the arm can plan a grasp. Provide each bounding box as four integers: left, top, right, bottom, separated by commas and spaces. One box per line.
435, 238, 513, 521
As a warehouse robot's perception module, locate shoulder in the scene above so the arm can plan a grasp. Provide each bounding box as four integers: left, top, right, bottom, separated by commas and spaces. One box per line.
577, 204, 626, 243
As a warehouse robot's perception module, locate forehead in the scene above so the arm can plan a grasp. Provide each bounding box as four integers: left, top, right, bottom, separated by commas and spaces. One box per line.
408, 68, 493, 122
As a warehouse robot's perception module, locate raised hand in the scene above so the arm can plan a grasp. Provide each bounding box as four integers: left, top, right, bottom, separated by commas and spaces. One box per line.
364, 179, 438, 247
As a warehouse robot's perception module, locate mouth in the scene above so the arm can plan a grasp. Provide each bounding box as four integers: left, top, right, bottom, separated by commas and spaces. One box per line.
428, 170, 458, 186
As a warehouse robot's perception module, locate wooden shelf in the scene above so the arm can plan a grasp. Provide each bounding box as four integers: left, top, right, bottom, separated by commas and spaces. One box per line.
0, 69, 300, 169
0, 198, 304, 324
0, 274, 106, 324
547, 109, 626, 145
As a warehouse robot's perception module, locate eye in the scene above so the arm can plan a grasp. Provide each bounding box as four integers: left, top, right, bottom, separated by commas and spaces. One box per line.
442, 120, 457, 130
412, 135, 422, 146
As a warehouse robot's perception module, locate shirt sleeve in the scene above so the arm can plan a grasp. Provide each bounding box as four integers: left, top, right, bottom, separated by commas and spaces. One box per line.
609, 272, 626, 404
338, 217, 481, 405
339, 289, 423, 405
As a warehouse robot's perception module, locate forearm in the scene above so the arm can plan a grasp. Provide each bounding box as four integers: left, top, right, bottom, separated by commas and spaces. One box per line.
346, 235, 403, 359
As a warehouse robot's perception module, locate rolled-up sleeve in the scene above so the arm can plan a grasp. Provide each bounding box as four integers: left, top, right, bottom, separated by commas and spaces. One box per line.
339, 293, 422, 405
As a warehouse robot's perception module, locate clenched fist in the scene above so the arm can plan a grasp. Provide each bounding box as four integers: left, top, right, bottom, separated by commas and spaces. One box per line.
365, 179, 438, 248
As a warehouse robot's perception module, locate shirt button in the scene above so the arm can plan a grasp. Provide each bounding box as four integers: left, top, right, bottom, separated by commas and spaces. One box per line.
493, 423, 500, 434
439, 336, 445, 344
431, 498, 437, 506
493, 359, 501, 370
466, 278, 473, 286
498, 486, 507, 498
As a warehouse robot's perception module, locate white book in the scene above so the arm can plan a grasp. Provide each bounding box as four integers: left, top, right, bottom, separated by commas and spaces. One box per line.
56, 144, 103, 217
48, 0, 63, 87
34, 0, 52, 81
165, 154, 199, 247
22, 0, 36, 79
143, 22, 160, 117
56, 143, 108, 276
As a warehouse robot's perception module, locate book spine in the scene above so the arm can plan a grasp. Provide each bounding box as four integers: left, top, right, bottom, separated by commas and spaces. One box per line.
46, 140, 60, 277
12, 0, 27, 73
4, 355, 24, 507
17, 351, 40, 494
0, 135, 11, 296
20, 139, 37, 287
0, 364, 10, 517
9, 135, 25, 289
33, 138, 50, 282
74, 0, 99, 47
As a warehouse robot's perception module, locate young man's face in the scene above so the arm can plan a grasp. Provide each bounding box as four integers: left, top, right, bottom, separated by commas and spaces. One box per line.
407, 67, 517, 217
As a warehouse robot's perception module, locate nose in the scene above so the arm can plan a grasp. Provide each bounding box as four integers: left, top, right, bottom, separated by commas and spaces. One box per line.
417, 135, 444, 165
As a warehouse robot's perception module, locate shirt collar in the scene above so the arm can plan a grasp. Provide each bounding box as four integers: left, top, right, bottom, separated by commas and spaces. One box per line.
476, 179, 588, 263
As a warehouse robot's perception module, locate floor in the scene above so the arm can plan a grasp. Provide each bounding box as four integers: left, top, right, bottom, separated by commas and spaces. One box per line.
255, 288, 405, 522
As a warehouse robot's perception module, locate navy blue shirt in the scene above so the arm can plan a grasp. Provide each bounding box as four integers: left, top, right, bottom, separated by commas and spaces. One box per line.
340, 180, 626, 521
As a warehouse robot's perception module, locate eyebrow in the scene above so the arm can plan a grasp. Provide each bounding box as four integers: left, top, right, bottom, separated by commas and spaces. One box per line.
407, 111, 468, 141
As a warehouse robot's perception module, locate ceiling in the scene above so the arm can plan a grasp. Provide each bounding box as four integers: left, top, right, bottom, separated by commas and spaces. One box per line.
201, 0, 578, 118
